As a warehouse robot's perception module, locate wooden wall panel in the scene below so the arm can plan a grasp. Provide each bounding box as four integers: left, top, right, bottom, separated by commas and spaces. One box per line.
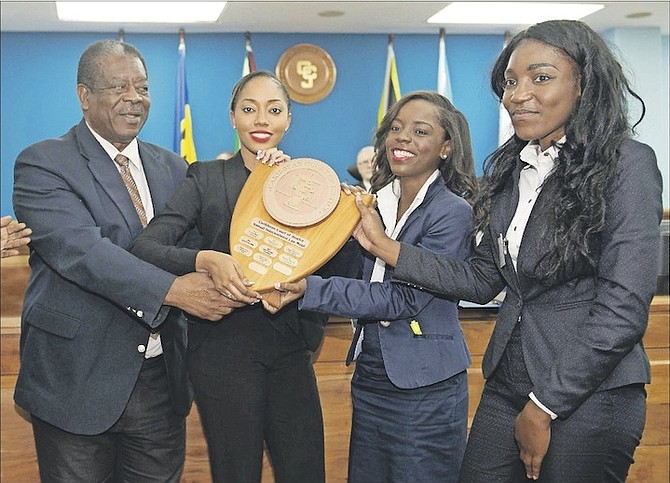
1, 375, 38, 482
0, 256, 29, 318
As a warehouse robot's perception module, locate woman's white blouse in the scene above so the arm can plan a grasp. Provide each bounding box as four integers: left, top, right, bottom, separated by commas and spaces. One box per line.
505, 138, 564, 270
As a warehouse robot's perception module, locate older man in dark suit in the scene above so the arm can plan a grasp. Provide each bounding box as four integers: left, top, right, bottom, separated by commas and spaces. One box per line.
12, 40, 238, 482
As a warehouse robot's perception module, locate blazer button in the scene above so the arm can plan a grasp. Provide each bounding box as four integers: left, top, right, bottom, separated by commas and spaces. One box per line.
137, 344, 146, 353
379, 320, 391, 327
136, 310, 144, 318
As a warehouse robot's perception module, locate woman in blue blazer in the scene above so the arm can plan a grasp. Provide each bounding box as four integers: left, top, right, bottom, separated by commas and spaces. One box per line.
353, 20, 663, 483
268, 91, 479, 482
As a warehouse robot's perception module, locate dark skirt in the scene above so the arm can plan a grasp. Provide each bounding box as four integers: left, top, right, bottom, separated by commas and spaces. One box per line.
348, 324, 468, 483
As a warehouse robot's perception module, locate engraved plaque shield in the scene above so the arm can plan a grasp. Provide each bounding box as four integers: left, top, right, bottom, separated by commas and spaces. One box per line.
230, 158, 373, 295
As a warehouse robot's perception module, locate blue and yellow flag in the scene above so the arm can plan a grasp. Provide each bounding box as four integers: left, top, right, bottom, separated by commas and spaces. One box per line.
233, 32, 257, 153
377, 35, 401, 127
174, 31, 197, 164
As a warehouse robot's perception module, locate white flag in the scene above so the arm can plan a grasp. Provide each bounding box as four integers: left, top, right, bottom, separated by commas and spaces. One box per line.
437, 28, 452, 101
498, 31, 514, 145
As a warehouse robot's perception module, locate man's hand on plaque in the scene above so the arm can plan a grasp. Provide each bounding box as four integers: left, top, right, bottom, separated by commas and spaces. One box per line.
195, 250, 261, 304
257, 148, 291, 166
165, 272, 245, 321
261, 280, 307, 314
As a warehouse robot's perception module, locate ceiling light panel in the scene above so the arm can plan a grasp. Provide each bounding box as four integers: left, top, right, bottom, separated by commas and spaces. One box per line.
428, 2, 604, 25
56, 2, 226, 23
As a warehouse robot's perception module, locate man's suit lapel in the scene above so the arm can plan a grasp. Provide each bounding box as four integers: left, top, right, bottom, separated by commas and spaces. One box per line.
75, 121, 144, 233
140, 141, 173, 215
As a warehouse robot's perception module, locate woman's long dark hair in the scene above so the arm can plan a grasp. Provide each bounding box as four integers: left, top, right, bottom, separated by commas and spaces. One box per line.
475, 19, 645, 280
370, 91, 478, 206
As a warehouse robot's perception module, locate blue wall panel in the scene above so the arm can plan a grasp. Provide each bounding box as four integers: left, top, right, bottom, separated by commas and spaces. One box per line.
1, 31, 502, 215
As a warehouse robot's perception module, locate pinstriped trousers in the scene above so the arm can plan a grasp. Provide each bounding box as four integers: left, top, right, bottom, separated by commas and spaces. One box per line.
459, 324, 646, 483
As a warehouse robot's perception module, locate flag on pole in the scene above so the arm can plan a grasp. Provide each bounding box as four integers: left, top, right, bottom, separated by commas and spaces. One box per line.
242, 31, 256, 76
233, 32, 257, 152
174, 29, 197, 163
498, 31, 515, 146
377, 35, 401, 127
437, 28, 452, 101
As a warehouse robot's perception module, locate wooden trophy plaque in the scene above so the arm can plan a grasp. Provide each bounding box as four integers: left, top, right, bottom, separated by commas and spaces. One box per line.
230, 158, 373, 304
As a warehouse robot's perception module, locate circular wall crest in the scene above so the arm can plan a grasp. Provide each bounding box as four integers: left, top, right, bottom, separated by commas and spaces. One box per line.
275, 43, 337, 104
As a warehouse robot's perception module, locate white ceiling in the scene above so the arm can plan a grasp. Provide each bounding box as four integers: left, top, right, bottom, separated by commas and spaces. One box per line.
1, 1, 668, 36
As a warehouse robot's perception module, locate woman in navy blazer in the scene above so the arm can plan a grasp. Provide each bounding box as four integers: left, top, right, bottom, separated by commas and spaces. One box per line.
268, 91, 479, 482
353, 20, 663, 483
